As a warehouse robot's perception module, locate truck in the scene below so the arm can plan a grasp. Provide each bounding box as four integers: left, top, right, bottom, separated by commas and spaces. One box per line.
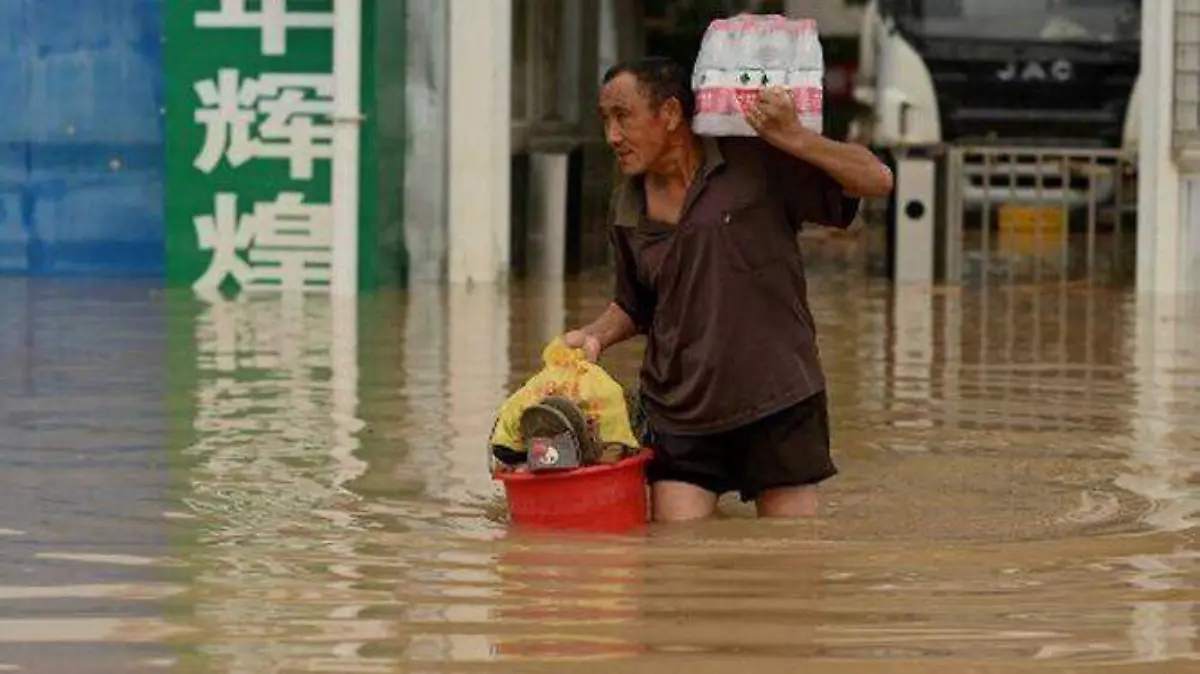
851, 0, 1141, 273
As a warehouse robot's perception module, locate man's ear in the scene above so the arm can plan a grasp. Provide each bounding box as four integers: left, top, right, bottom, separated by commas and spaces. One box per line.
661, 97, 684, 132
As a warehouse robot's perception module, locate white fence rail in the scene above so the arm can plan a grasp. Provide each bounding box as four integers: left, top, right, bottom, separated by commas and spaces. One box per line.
890, 145, 1138, 287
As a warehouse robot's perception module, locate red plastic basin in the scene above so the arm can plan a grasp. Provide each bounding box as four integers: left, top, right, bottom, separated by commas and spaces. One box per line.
495, 449, 653, 533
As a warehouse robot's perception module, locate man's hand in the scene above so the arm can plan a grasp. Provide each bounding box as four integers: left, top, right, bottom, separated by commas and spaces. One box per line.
743, 86, 805, 147
563, 329, 602, 363
563, 303, 638, 363
743, 85, 894, 198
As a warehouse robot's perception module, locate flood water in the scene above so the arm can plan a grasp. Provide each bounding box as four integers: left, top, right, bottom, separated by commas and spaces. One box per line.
0, 265, 1196, 673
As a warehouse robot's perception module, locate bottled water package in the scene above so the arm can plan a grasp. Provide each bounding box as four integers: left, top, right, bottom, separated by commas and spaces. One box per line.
692, 14, 824, 137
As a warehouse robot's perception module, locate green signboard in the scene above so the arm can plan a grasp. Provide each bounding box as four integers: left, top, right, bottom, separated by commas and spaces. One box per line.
166, 0, 360, 294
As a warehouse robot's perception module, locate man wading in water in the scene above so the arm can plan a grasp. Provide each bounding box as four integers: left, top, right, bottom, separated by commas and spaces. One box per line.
564, 57, 894, 522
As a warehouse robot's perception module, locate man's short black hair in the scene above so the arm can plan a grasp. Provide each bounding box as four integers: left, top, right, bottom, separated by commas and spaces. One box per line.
602, 56, 695, 121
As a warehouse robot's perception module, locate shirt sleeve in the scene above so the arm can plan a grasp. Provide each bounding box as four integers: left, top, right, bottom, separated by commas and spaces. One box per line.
610, 225, 654, 334
767, 145, 862, 231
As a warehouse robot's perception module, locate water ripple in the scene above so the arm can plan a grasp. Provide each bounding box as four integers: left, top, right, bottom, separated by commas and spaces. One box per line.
0, 277, 1196, 672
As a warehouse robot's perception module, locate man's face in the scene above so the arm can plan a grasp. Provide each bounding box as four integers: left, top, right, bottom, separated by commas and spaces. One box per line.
598, 73, 679, 176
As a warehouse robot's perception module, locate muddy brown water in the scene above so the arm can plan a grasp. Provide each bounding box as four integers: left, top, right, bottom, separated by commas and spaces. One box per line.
0, 268, 1195, 673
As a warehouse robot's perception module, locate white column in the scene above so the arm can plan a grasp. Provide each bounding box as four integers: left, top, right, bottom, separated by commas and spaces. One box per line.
892, 156, 938, 284
404, 0, 450, 283
331, 0, 363, 297
1138, 0, 1184, 295
447, 0, 513, 285
528, 153, 569, 279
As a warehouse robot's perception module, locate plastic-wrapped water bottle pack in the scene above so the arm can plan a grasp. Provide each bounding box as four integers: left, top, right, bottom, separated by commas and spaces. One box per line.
692, 14, 825, 137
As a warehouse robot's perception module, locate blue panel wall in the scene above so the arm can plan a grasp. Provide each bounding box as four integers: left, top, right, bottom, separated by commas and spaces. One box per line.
0, 0, 164, 277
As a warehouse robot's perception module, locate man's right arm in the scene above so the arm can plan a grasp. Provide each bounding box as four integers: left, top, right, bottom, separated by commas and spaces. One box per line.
565, 226, 651, 360
574, 302, 638, 352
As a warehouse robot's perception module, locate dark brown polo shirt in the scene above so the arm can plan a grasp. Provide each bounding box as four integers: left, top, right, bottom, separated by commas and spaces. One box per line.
610, 135, 859, 436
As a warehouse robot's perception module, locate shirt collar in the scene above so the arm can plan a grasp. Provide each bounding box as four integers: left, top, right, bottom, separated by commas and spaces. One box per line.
613, 135, 725, 228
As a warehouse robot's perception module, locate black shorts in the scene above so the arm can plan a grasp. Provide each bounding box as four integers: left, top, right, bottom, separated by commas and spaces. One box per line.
644, 391, 837, 502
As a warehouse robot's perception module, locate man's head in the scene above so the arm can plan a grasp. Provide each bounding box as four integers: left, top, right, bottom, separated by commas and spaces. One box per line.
599, 57, 696, 176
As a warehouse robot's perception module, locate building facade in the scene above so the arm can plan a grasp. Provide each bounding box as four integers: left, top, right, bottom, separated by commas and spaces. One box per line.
3, 1, 1192, 293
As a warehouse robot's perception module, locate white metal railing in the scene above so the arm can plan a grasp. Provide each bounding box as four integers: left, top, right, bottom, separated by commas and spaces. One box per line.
937, 145, 1138, 287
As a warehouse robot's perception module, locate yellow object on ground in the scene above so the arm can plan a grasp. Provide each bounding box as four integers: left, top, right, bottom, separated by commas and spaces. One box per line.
489, 337, 638, 454
997, 204, 1066, 256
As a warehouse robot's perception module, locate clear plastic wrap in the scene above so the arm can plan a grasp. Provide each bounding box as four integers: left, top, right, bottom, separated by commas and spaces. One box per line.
692, 14, 824, 137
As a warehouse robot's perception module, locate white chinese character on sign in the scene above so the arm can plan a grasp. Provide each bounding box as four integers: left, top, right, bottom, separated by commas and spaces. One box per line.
195, 0, 334, 56
193, 69, 334, 180
194, 192, 256, 291
244, 192, 333, 291
194, 69, 258, 173
193, 192, 333, 293
255, 73, 335, 180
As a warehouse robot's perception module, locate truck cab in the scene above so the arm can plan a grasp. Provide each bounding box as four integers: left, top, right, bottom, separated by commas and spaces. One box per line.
854, 0, 1141, 207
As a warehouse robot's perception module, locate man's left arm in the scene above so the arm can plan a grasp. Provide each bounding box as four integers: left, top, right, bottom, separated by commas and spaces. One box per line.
745, 87, 894, 206
769, 127, 894, 199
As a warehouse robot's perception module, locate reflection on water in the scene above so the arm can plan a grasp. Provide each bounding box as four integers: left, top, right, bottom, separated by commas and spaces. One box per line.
0, 270, 1196, 673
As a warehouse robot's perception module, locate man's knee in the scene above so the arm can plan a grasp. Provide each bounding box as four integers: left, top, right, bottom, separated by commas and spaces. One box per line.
652, 481, 719, 522
756, 485, 819, 518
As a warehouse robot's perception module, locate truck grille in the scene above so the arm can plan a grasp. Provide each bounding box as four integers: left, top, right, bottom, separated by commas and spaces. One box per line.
921, 42, 1138, 147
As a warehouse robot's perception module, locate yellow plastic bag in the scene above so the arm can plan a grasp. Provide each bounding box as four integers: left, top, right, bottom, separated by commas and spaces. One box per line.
490, 337, 638, 457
